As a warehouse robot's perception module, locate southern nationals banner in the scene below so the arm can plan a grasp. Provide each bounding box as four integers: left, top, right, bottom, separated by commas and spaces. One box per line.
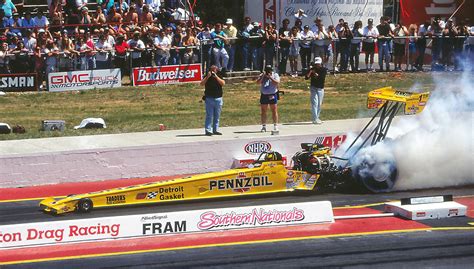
132, 64, 203, 86
48, 69, 122, 92
0, 201, 333, 248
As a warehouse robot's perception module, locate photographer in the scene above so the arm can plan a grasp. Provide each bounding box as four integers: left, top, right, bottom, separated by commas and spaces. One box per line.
305, 57, 327, 124
256, 65, 280, 132
200, 65, 225, 136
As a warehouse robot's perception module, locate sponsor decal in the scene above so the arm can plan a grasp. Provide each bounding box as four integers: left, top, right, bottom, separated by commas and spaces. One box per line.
416, 212, 426, 218
0, 73, 37, 91
286, 171, 296, 189
244, 141, 272, 155
449, 209, 459, 215
395, 91, 412, 97
237, 172, 246, 178
136, 192, 147, 200
313, 135, 347, 149
146, 186, 185, 201
418, 102, 426, 106
263, 0, 277, 27
142, 221, 187, 235
132, 64, 202, 86
48, 69, 121, 92
209, 176, 272, 192
304, 174, 317, 189
0, 224, 120, 243
197, 207, 305, 230
106, 195, 126, 205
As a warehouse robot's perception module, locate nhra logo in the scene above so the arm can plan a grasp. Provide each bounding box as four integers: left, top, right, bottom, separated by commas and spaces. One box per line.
244, 141, 272, 155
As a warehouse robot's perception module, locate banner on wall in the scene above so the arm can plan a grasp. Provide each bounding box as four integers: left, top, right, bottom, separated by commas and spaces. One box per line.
132, 64, 203, 86
0, 73, 38, 92
48, 69, 121, 92
399, 0, 474, 26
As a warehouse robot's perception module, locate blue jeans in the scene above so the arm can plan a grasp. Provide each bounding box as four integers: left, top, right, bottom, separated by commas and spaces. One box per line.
279, 47, 289, 74
205, 97, 223, 133
264, 45, 275, 67
378, 40, 391, 69
310, 87, 324, 122
251, 46, 264, 71
242, 42, 250, 69
226, 44, 236, 71
155, 53, 169, 66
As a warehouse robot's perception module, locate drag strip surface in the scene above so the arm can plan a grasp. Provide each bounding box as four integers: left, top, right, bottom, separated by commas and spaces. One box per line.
1, 186, 474, 225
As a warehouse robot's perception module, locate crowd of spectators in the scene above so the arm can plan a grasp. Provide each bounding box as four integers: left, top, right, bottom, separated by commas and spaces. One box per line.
0, 0, 474, 89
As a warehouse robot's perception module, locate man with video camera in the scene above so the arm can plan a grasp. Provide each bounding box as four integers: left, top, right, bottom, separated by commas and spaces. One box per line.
200, 65, 226, 136
256, 65, 280, 132
305, 57, 327, 124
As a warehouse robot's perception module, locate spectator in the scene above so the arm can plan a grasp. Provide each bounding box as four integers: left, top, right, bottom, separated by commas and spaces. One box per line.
256, 65, 280, 132
305, 57, 326, 124
350, 20, 363, 72
442, 19, 457, 71
294, 9, 307, 21
80, 7, 92, 32
76, 35, 93, 70
263, 23, 277, 68
0, 9, 13, 31
200, 65, 225, 136
21, 11, 35, 30
10, 40, 29, 73
393, 22, 408, 71
182, 27, 196, 64
223, 18, 237, 72
377, 16, 393, 71
210, 23, 229, 71
299, 25, 313, 74
96, 34, 112, 69
428, 16, 444, 67
128, 31, 145, 67
362, 19, 379, 72
33, 9, 49, 30
278, 18, 291, 75
9, 12, 21, 37
169, 33, 182, 65
313, 23, 328, 64
94, 6, 107, 25
114, 34, 128, 76
334, 18, 344, 70
140, 5, 154, 29
23, 29, 36, 53
0, 42, 9, 73
249, 22, 265, 71
44, 39, 59, 77
107, 6, 123, 35
197, 25, 212, 71
415, 21, 429, 71
0, 0, 16, 18
58, 30, 77, 71
154, 28, 171, 66
240, 16, 253, 71
293, 19, 303, 32
123, 4, 139, 33
455, 20, 469, 70
407, 24, 418, 71
288, 26, 301, 77
337, 22, 352, 72
65, 9, 80, 35
85, 31, 96, 69
141, 27, 154, 67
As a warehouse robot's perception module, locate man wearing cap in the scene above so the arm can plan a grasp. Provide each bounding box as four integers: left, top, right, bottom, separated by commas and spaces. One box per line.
362, 18, 378, 72
305, 57, 326, 124
300, 25, 314, 74
223, 18, 237, 72
256, 65, 280, 132
210, 23, 229, 72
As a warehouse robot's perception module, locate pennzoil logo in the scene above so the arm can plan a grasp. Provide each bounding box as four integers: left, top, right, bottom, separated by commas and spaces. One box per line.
244, 141, 272, 155
210, 176, 272, 192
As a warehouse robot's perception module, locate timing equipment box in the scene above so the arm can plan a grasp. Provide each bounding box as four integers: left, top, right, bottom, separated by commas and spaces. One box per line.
42, 120, 65, 131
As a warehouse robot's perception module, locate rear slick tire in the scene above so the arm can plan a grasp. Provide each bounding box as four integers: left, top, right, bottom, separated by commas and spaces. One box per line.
77, 198, 93, 213
354, 162, 398, 193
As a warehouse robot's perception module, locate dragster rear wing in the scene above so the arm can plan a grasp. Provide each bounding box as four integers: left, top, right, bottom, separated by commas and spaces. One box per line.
367, 87, 430, 115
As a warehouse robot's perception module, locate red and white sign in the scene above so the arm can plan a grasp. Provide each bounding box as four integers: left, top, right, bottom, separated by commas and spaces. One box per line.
48, 69, 121, 92
132, 64, 202, 86
0, 201, 333, 248
399, 0, 473, 26
314, 135, 347, 149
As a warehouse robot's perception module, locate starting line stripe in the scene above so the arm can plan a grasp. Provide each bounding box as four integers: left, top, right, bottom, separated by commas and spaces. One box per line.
2, 227, 474, 266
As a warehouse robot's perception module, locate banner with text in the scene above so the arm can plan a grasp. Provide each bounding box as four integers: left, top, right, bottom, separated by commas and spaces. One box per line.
399, 0, 474, 26
132, 64, 203, 86
48, 69, 122, 92
0, 201, 333, 248
246, 0, 384, 29
0, 73, 37, 92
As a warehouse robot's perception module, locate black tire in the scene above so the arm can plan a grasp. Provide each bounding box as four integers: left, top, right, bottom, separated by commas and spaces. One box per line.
77, 198, 93, 213
353, 161, 398, 193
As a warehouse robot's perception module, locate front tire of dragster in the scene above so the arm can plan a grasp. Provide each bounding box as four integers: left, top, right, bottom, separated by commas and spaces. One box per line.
353, 162, 398, 193
77, 198, 93, 213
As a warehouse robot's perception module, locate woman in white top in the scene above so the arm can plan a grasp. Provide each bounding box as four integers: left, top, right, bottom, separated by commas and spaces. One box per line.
407, 24, 418, 71
288, 26, 301, 77
393, 22, 408, 71
95, 34, 112, 69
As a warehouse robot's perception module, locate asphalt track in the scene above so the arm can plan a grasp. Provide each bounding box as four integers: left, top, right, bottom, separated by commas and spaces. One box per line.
1, 184, 474, 268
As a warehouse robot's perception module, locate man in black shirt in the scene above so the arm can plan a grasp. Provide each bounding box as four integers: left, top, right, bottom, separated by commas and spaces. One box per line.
278, 18, 291, 75
200, 65, 225, 136
305, 57, 327, 124
376, 16, 393, 71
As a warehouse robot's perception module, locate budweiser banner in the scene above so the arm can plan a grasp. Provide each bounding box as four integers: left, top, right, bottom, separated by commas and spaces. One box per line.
0, 201, 333, 248
48, 69, 122, 92
0, 73, 37, 92
132, 64, 203, 86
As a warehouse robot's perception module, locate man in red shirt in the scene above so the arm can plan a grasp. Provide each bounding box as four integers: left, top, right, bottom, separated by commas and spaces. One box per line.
114, 34, 129, 76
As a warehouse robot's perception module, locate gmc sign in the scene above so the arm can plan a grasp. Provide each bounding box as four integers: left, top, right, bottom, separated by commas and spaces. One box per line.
48, 69, 122, 92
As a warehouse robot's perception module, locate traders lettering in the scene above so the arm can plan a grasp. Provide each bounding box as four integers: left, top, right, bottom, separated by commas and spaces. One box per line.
209, 176, 272, 191
106, 195, 126, 204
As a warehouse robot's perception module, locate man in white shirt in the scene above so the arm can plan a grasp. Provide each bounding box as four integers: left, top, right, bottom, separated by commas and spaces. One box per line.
299, 25, 314, 73
127, 31, 145, 67
153, 29, 171, 66
362, 18, 378, 71
95, 34, 112, 69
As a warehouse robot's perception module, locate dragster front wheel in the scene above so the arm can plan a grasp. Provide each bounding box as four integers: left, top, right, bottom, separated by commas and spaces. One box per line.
353, 161, 398, 193
77, 198, 94, 213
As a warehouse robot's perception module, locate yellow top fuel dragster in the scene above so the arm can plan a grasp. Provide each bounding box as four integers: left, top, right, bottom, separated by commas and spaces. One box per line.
40, 87, 430, 214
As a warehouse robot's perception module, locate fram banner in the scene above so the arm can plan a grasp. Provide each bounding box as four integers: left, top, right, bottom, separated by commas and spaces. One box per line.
0, 73, 37, 92
0, 201, 333, 248
132, 64, 202, 86
48, 69, 121, 92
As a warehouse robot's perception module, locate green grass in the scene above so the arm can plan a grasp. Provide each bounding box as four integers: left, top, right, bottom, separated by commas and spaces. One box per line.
0, 72, 457, 140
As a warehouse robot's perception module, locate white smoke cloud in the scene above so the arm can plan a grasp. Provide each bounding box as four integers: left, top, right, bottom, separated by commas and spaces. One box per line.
347, 64, 473, 191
